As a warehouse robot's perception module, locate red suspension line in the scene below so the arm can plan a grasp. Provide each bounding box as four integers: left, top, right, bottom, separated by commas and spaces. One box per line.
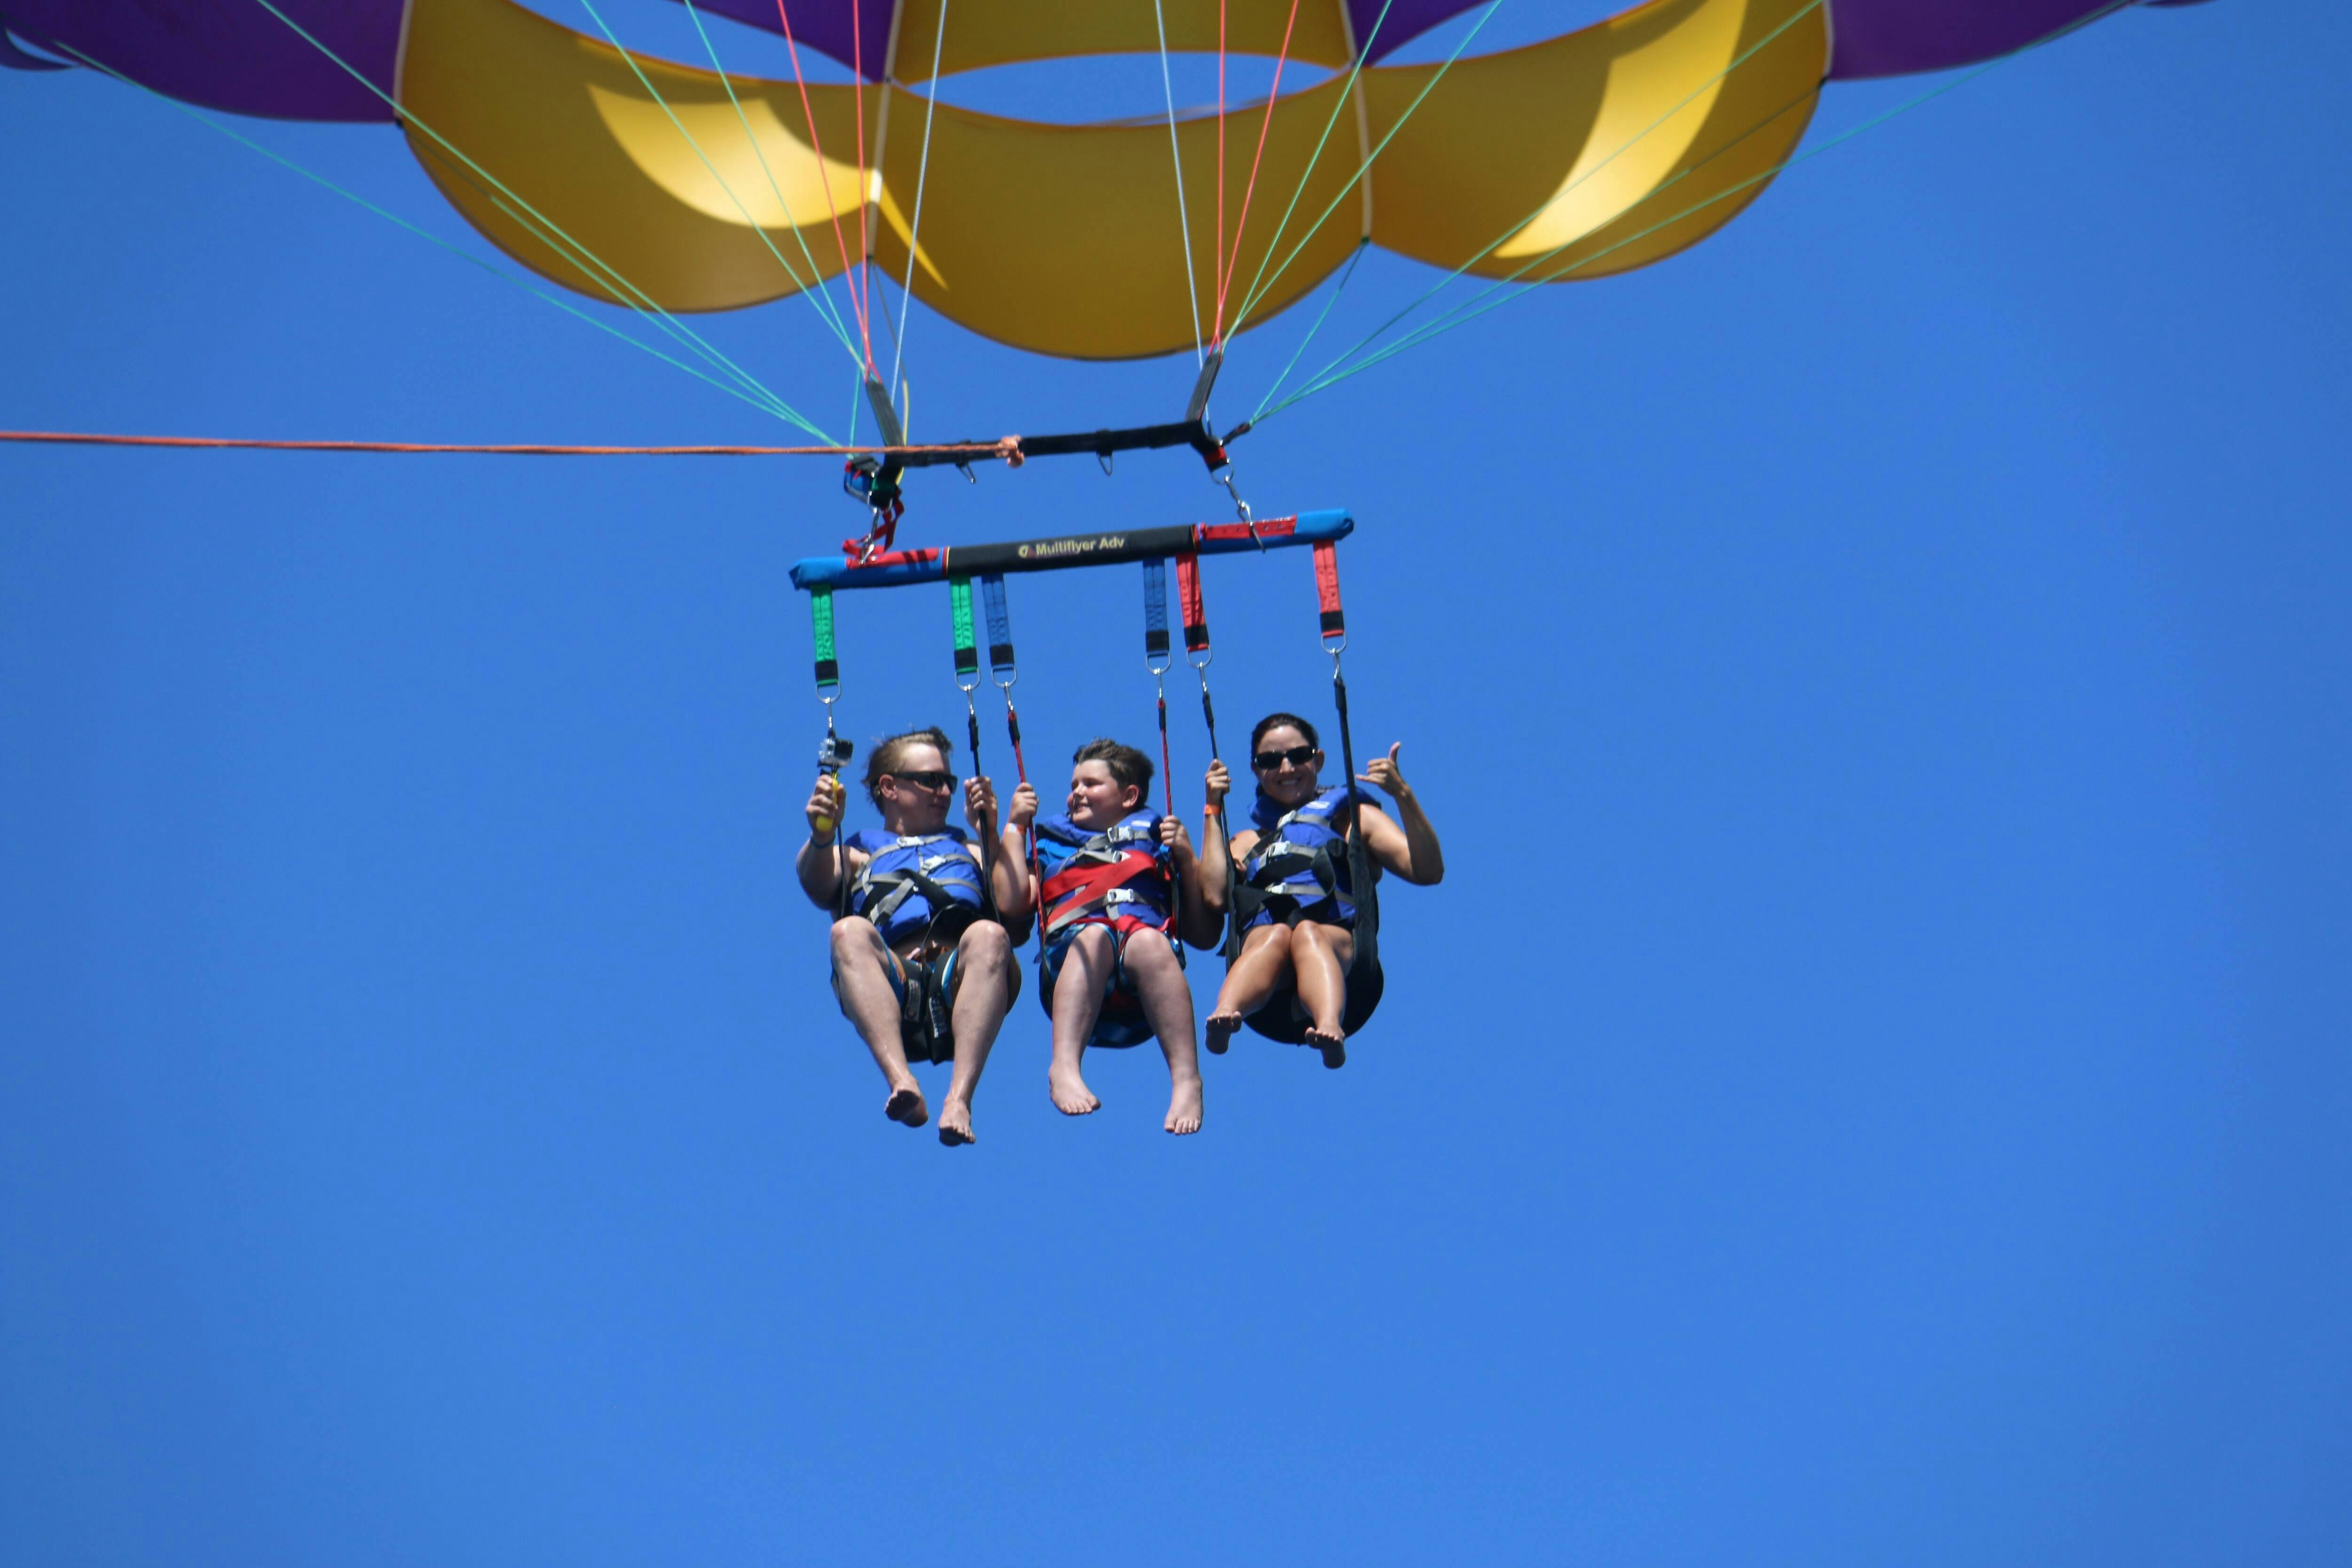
848, 0, 873, 354
1215, 0, 1228, 336
1215, 0, 1304, 342
773, 0, 874, 369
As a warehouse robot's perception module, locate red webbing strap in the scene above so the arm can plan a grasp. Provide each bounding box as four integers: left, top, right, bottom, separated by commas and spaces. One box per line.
1176, 552, 1209, 655
1313, 540, 1346, 643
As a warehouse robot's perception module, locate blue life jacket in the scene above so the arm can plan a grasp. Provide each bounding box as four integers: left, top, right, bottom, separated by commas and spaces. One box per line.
1241, 786, 1359, 927
845, 827, 986, 946
1034, 810, 1169, 941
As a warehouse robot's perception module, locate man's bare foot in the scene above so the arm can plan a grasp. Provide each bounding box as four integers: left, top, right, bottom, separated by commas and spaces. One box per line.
885, 1084, 930, 1127
938, 1098, 976, 1146
1164, 1075, 1204, 1135
1204, 1011, 1241, 1055
1305, 1027, 1346, 1070
1048, 1065, 1100, 1116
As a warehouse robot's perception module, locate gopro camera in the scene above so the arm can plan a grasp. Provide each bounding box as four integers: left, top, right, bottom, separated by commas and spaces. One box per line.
817, 735, 855, 775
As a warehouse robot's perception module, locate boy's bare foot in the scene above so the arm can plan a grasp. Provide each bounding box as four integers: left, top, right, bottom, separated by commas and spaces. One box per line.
1048, 1066, 1100, 1116
1165, 1075, 1204, 1135
885, 1084, 930, 1127
1305, 1027, 1346, 1070
937, 1101, 976, 1146
1204, 1011, 1241, 1054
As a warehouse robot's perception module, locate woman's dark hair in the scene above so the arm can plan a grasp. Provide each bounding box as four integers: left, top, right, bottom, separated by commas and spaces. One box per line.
1249, 712, 1321, 756
864, 726, 952, 807
1073, 737, 1152, 800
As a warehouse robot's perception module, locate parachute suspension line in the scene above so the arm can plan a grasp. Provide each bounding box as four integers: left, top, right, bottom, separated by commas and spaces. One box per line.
1213, 0, 1393, 347
1228, 0, 1505, 338
1250, 236, 1370, 424
1213, 0, 1306, 347
41, 44, 820, 431
1151, 0, 1205, 365
981, 573, 1039, 891
1313, 538, 1378, 959
1176, 553, 1219, 767
809, 584, 854, 919
849, 0, 875, 370
238, 0, 817, 431
1249, 0, 1824, 420
1263, 75, 1906, 419
1257, 0, 2140, 422
773, 0, 875, 370
573, 0, 860, 370
949, 573, 997, 907
230, 5, 798, 425
1178, 550, 1238, 959
1215, 0, 1229, 338
676, 0, 863, 362
1144, 557, 1183, 948
889, 0, 951, 417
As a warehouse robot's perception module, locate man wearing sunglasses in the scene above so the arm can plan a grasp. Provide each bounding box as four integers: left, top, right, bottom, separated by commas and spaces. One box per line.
797, 726, 1031, 1146
1199, 712, 1445, 1067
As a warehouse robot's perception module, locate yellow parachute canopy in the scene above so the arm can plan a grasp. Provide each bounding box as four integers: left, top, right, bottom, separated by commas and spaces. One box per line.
398, 0, 1826, 359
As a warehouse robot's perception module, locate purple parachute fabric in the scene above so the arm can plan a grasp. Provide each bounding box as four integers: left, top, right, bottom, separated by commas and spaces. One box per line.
677, 0, 2219, 85
667, 0, 892, 76
670, 0, 1494, 80
1825, 0, 2200, 81
4, 0, 402, 120
4, 0, 2218, 123
0, 18, 71, 69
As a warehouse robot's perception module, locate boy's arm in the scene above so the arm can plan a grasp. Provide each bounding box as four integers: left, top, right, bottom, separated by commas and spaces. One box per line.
1163, 820, 1224, 951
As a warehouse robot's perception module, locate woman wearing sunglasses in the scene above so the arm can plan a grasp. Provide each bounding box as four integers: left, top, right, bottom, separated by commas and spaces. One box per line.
1199, 713, 1445, 1067
797, 726, 1031, 1146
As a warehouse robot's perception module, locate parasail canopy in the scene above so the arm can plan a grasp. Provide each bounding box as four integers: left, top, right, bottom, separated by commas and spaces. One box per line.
2, 0, 2216, 362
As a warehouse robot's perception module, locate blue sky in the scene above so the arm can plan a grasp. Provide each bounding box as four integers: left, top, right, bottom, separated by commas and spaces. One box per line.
5, 3, 2348, 1563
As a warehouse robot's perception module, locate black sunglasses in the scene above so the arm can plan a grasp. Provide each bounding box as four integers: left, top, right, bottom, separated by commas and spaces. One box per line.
887, 769, 956, 791
1253, 745, 1317, 772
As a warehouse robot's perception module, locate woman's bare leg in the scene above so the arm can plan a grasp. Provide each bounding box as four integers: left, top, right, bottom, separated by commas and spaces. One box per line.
1124, 935, 1204, 1135
1206, 923, 1294, 1052
1290, 922, 1356, 1069
938, 921, 1013, 1146
1047, 926, 1112, 1116
830, 917, 927, 1127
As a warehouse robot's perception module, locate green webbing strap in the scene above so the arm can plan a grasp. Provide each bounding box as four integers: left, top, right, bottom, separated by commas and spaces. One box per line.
950, 575, 980, 684
811, 585, 839, 692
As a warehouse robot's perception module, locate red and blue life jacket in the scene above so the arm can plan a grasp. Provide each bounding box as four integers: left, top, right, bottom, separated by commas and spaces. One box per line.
1034, 810, 1169, 942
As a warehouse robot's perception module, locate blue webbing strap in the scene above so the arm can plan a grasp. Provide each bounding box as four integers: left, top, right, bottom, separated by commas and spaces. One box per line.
1143, 557, 1172, 670
981, 573, 1015, 682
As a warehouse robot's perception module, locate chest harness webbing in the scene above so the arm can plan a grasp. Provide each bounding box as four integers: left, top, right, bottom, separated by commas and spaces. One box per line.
1036, 813, 1170, 942
845, 828, 995, 950
1240, 786, 1363, 924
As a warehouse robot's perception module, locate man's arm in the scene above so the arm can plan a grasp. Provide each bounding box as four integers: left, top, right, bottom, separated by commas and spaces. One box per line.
996, 780, 1039, 922
795, 774, 858, 908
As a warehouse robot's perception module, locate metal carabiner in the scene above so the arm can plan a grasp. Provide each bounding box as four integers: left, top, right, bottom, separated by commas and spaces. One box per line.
1212, 465, 1263, 549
